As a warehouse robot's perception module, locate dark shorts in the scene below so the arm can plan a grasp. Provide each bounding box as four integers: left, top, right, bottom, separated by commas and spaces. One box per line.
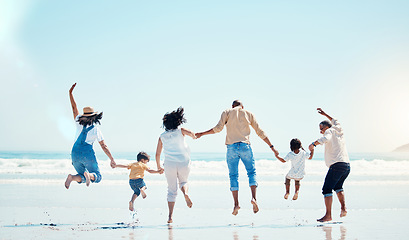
129, 178, 146, 196
322, 162, 350, 197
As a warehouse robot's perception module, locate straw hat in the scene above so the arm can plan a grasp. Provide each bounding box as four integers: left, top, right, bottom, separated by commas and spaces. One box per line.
82, 106, 98, 117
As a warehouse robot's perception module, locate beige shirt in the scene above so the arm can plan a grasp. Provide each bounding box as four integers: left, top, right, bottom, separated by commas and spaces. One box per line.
212, 107, 267, 145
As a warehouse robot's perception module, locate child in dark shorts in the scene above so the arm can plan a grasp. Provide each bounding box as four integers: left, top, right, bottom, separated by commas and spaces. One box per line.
115, 152, 163, 211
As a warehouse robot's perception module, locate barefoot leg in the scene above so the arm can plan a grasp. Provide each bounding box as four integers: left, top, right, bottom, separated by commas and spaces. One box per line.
292, 181, 300, 200
232, 190, 240, 216
181, 185, 192, 208
129, 194, 138, 211
84, 172, 91, 187
284, 180, 290, 199
65, 174, 82, 189
167, 201, 175, 223
251, 199, 259, 214
250, 185, 259, 213
336, 191, 347, 217
317, 196, 333, 222
140, 186, 147, 199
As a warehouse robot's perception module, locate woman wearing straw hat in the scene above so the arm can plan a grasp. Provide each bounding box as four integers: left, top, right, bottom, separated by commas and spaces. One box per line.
65, 83, 116, 189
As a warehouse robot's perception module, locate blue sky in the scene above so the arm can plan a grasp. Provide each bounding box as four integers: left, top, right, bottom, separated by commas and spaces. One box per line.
1, 1, 409, 154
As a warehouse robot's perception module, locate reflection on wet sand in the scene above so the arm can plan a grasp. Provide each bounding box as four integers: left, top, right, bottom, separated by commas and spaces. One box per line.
233, 231, 259, 240
321, 225, 347, 240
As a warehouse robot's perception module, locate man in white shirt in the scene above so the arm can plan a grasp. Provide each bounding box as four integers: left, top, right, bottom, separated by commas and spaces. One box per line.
309, 108, 351, 222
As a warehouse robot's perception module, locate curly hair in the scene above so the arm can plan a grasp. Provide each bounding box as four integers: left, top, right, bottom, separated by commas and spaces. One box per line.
290, 138, 302, 152
77, 112, 103, 127
162, 107, 186, 131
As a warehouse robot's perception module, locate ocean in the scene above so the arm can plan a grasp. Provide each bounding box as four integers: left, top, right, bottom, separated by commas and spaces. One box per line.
1, 151, 409, 185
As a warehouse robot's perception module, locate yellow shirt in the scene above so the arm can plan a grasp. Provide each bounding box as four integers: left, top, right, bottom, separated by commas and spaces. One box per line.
128, 162, 149, 179
212, 106, 267, 145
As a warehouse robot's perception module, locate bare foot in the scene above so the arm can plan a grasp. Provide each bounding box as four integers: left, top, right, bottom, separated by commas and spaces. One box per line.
317, 215, 332, 222
292, 192, 299, 200
140, 189, 147, 199
284, 193, 289, 199
340, 209, 347, 218
129, 201, 134, 211
167, 218, 173, 223
232, 206, 240, 216
184, 195, 192, 208
84, 172, 91, 187
251, 199, 259, 214
65, 174, 72, 189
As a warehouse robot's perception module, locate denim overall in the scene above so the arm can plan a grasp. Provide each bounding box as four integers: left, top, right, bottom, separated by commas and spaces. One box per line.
71, 125, 102, 183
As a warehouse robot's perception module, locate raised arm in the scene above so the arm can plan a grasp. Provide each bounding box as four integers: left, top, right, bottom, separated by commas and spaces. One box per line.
69, 83, 79, 119
98, 140, 116, 168
317, 108, 333, 121
181, 128, 197, 139
155, 138, 164, 171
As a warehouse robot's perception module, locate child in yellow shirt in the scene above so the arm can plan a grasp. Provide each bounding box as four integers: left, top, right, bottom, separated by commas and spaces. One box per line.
115, 152, 163, 211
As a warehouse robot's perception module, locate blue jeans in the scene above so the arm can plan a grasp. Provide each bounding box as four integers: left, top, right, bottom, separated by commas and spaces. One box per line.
226, 142, 257, 191
129, 178, 146, 196
71, 149, 102, 183
322, 162, 350, 197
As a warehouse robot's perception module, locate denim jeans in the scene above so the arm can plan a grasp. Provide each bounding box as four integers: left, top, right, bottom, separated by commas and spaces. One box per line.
226, 142, 257, 191
322, 162, 350, 197
129, 178, 146, 196
71, 125, 102, 183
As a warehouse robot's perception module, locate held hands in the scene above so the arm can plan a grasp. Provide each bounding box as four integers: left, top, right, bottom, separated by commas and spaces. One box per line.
195, 132, 203, 139
158, 167, 164, 174
110, 160, 116, 168
308, 144, 315, 152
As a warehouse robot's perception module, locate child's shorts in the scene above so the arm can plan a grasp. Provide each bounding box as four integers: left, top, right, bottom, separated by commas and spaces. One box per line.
129, 178, 147, 196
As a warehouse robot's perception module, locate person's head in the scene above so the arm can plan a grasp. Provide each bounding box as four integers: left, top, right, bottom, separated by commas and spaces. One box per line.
77, 106, 103, 127
162, 107, 186, 131
232, 100, 243, 108
319, 120, 332, 134
290, 138, 302, 152
137, 151, 150, 163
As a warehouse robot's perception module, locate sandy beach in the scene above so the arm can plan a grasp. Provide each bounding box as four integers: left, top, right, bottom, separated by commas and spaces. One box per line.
1, 156, 409, 240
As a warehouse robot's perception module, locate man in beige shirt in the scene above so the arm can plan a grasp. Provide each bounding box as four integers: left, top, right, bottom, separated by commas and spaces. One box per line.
196, 100, 278, 216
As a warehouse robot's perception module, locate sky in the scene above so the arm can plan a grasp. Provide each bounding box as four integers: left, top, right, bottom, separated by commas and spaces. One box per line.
1, 0, 409, 154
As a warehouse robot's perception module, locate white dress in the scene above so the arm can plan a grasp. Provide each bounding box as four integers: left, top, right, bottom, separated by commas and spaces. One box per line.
284, 150, 310, 180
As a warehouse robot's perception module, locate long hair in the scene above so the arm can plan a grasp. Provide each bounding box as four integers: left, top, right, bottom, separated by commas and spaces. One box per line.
162, 107, 186, 131
77, 112, 103, 127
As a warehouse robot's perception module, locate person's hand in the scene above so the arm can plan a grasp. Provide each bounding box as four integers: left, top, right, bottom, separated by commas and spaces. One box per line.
69, 83, 77, 94
158, 167, 164, 174
317, 108, 326, 116
195, 132, 203, 139
110, 160, 116, 168
309, 144, 315, 152
192, 133, 197, 140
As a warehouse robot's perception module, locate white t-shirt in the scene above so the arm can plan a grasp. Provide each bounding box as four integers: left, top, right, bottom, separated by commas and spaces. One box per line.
160, 128, 190, 163
317, 119, 350, 167
74, 115, 104, 145
284, 149, 310, 180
